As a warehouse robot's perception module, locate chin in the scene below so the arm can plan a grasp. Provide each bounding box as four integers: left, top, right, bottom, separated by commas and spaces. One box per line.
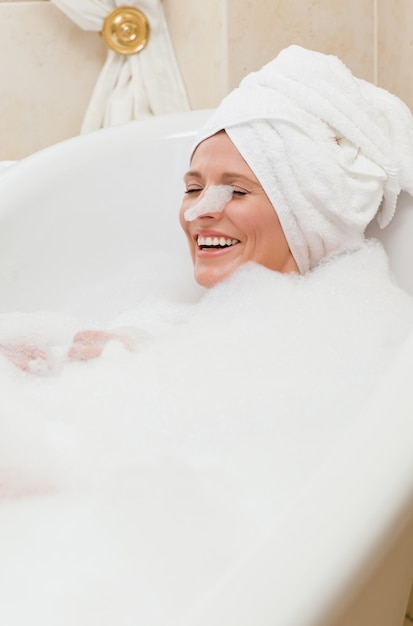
194, 266, 235, 288
194, 273, 219, 288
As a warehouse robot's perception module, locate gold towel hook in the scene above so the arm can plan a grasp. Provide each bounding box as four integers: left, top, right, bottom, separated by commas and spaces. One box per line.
101, 6, 150, 55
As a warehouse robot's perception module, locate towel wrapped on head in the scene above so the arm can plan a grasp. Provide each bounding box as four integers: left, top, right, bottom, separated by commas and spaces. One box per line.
194, 45, 413, 273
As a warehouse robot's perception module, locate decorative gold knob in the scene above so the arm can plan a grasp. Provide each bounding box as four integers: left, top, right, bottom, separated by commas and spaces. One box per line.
101, 6, 150, 55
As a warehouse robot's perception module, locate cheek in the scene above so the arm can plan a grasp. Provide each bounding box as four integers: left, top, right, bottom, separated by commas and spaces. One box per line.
233, 205, 273, 242
179, 202, 188, 231
178, 202, 196, 258
254, 203, 284, 241
239, 203, 288, 259
258, 217, 293, 269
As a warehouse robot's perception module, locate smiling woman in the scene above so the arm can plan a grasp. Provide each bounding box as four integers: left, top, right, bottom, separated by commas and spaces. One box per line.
1, 45, 413, 626
179, 130, 299, 287
2, 43, 413, 368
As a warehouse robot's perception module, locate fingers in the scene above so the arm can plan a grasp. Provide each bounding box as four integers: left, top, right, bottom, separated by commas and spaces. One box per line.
68, 328, 151, 362
0, 344, 49, 373
0, 326, 151, 371
67, 330, 115, 361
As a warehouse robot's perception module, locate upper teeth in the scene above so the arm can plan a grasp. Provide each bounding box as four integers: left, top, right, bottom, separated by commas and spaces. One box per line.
198, 236, 239, 247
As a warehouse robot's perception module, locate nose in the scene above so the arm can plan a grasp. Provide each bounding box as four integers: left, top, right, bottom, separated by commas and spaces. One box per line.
183, 185, 233, 222
197, 205, 223, 219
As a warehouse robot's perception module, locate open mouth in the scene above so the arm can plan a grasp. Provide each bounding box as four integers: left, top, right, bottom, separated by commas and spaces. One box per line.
197, 235, 240, 250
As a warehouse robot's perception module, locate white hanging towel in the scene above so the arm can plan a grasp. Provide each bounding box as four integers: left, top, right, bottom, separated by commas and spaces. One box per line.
51, 0, 190, 132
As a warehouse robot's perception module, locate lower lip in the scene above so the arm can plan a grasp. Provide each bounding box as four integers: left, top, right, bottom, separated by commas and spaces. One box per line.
196, 243, 240, 258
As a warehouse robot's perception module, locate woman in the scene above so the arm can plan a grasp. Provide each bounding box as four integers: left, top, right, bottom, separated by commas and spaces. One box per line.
71, 45, 413, 360
2, 44, 413, 366
179, 129, 299, 287
1, 48, 413, 625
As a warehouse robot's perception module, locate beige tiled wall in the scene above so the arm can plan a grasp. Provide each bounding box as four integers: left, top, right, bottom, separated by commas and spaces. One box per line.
0, 0, 412, 160
225, 0, 376, 88
0, 1, 106, 159
376, 0, 413, 111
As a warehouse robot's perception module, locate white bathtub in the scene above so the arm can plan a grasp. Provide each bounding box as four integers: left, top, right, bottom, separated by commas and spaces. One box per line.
0, 111, 413, 626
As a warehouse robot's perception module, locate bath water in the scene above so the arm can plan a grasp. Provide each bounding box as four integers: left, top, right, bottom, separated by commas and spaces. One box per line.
0, 240, 412, 625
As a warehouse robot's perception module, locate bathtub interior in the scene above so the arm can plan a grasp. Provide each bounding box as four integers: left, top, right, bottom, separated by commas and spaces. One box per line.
0, 110, 413, 324
0, 112, 413, 626
0, 111, 212, 324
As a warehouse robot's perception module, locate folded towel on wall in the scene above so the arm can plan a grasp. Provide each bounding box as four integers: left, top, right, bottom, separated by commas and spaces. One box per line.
194, 45, 413, 273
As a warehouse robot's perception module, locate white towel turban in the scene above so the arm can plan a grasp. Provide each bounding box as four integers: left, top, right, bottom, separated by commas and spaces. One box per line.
193, 45, 413, 273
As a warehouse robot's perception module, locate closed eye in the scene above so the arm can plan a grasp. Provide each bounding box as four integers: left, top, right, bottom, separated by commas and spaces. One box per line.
184, 187, 247, 197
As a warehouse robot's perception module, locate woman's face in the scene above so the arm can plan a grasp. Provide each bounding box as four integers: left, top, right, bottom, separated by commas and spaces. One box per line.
179, 131, 298, 287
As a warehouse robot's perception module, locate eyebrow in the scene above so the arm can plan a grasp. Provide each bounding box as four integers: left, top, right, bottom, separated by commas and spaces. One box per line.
183, 170, 258, 185
183, 170, 202, 180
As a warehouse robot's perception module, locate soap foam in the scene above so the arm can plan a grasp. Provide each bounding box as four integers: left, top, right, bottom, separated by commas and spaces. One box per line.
0, 240, 412, 625
183, 185, 234, 221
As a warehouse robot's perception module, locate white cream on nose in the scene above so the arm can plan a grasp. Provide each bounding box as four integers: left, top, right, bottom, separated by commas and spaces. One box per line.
184, 185, 234, 222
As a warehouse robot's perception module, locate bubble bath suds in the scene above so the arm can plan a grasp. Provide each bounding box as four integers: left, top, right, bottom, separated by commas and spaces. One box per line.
0, 240, 412, 625
183, 184, 234, 221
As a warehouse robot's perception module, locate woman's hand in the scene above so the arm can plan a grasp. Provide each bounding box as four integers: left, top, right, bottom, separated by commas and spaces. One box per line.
0, 327, 151, 369
68, 330, 115, 361
0, 332, 126, 369
0, 343, 48, 373
68, 327, 151, 362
